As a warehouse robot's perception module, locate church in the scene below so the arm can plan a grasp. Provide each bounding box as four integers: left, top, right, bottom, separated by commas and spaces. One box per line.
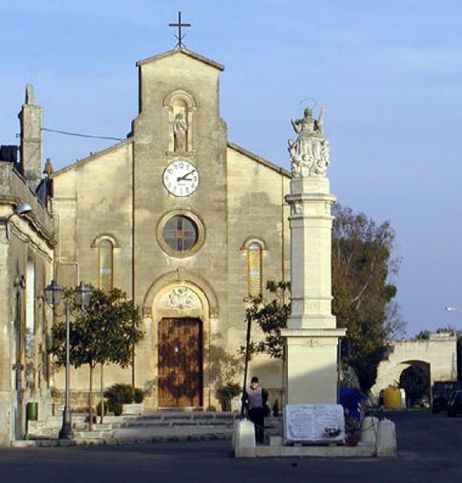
51, 44, 291, 408
0, 35, 294, 443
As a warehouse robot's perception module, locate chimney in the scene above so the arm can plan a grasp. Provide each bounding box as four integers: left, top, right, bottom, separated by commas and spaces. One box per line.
18, 84, 42, 190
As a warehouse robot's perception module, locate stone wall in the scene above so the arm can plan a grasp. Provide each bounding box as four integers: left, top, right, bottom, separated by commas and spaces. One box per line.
371, 334, 458, 396
0, 162, 54, 445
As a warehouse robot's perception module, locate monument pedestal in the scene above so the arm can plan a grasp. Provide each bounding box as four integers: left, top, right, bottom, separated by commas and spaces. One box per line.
283, 107, 346, 406
282, 328, 345, 404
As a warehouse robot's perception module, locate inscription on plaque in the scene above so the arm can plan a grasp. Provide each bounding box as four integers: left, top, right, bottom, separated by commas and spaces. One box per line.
283, 404, 345, 443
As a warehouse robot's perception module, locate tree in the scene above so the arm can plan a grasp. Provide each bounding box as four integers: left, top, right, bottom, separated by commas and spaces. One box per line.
50, 288, 143, 430
242, 281, 290, 359
243, 203, 403, 392
332, 204, 403, 390
415, 330, 431, 340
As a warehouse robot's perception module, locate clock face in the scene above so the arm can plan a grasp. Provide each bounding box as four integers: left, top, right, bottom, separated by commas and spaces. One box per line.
163, 160, 199, 197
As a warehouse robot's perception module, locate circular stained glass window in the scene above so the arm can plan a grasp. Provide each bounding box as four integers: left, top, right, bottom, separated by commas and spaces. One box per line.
162, 215, 199, 252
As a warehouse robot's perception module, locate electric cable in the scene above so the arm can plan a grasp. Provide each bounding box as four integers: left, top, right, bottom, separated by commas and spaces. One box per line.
42, 127, 124, 142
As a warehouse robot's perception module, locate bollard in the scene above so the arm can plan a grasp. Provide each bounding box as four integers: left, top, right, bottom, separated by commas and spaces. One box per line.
25, 402, 39, 435
376, 418, 397, 457
233, 419, 256, 457
360, 416, 379, 447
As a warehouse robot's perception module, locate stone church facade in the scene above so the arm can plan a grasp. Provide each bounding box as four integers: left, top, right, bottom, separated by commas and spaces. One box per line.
50, 47, 291, 410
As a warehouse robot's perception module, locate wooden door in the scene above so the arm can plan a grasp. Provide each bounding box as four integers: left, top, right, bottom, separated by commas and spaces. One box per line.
158, 318, 203, 407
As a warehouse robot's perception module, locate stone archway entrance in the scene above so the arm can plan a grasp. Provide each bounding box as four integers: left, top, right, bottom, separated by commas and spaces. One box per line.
158, 317, 203, 407
147, 282, 215, 409
399, 361, 431, 407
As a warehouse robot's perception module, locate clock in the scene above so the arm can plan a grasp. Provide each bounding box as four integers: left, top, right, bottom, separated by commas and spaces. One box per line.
163, 160, 199, 197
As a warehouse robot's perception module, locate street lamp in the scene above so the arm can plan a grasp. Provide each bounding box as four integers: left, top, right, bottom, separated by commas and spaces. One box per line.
446, 307, 461, 313
75, 281, 93, 308
1, 202, 33, 239
44, 280, 92, 440
240, 302, 253, 419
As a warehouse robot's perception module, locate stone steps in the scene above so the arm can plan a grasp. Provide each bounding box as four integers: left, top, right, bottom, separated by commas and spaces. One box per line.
24, 411, 282, 444
120, 412, 240, 428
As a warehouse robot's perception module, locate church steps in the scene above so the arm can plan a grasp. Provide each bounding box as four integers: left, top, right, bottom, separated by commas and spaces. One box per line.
24, 412, 282, 443
120, 411, 239, 429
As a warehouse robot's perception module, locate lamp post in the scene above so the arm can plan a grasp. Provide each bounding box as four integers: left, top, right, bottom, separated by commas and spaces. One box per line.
446, 307, 462, 313
44, 280, 92, 440
1, 202, 32, 239
240, 304, 253, 419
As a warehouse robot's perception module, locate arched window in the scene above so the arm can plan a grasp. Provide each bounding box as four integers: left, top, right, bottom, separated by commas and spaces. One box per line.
247, 242, 263, 297
97, 239, 113, 291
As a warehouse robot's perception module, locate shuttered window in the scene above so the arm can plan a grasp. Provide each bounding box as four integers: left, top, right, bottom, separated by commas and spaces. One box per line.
247, 242, 262, 297
98, 239, 113, 291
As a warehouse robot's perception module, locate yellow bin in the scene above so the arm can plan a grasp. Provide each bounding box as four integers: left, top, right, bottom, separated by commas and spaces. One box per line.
383, 386, 402, 409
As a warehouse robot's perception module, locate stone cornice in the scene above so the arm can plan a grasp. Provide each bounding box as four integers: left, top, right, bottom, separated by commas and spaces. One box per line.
228, 142, 291, 178
0, 163, 55, 247
137, 47, 225, 72
285, 193, 336, 202
281, 328, 346, 338
51, 138, 133, 177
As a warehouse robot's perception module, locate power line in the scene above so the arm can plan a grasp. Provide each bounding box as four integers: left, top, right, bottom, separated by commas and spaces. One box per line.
42, 127, 124, 142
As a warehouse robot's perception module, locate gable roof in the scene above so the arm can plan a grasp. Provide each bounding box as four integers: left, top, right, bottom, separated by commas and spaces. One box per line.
51, 138, 133, 177
137, 47, 224, 72
228, 142, 291, 178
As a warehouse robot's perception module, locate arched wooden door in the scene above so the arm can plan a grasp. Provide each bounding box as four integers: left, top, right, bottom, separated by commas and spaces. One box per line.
158, 318, 203, 407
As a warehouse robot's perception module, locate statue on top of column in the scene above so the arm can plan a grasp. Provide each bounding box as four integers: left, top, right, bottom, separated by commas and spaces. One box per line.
288, 107, 330, 178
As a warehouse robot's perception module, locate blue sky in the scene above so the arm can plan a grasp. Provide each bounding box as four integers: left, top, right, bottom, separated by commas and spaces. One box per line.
1, 0, 461, 335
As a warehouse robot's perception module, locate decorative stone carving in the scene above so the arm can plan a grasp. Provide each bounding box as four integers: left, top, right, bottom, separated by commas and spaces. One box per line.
161, 286, 201, 310
288, 107, 330, 178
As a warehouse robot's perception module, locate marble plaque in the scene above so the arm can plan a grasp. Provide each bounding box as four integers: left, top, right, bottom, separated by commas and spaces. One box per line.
283, 404, 345, 443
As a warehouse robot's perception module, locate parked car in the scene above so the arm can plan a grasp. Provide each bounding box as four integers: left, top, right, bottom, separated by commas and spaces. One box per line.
447, 390, 462, 417
432, 381, 462, 413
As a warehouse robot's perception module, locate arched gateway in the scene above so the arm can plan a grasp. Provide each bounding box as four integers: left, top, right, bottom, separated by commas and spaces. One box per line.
372, 335, 457, 400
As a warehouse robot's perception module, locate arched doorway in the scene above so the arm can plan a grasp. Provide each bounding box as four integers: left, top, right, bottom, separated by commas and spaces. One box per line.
399, 361, 431, 407
152, 283, 211, 408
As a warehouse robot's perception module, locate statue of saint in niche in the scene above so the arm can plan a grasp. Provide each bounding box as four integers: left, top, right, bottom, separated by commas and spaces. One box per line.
173, 111, 188, 152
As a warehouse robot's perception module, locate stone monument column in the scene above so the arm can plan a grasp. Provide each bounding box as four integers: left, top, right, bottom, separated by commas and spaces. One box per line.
282, 107, 346, 404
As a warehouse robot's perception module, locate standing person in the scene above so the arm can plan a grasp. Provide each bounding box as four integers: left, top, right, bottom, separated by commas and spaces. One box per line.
244, 376, 269, 444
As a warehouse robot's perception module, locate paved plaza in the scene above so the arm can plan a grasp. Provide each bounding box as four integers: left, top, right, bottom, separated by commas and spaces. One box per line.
0, 411, 461, 483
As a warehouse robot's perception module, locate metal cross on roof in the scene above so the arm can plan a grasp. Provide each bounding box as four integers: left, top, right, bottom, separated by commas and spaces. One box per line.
169, 11, 191, 49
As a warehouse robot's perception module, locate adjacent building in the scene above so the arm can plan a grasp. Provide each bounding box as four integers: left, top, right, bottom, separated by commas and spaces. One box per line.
0, 86, 55, 444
